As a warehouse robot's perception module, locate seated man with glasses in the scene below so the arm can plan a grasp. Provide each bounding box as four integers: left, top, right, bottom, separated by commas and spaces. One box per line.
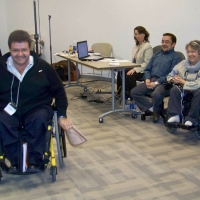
130, 33, 182, 123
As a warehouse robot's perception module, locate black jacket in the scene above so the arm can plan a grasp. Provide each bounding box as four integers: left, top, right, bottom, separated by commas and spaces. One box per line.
0, 51, 68, 118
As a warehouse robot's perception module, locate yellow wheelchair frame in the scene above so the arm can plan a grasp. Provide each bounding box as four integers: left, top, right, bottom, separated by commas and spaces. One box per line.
0, 110, 67, 182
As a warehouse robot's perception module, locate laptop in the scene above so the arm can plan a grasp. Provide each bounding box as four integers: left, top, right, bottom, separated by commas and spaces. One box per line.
77, 40, 104, 61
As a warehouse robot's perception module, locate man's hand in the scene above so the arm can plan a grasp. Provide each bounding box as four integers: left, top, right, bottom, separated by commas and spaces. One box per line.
58, 118, 72, 131
148, 82, 157, 89
127, 68, 136, 75
145, 79, 151, 88
172, 75, 185, 85
145, 79, 157, 89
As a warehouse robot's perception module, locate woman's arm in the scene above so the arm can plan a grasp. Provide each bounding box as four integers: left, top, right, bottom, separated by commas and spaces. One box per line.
167, 64, 179, 81
134, 44, 153, 73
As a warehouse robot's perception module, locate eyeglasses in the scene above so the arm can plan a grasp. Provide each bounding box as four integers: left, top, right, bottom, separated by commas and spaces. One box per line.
161, 40, 171, 44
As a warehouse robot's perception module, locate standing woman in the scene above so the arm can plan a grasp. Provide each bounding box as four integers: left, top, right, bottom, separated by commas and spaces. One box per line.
117, 26, 153, 96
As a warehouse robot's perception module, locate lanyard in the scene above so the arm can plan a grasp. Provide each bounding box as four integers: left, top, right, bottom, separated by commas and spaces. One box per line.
11, 75, 20, 107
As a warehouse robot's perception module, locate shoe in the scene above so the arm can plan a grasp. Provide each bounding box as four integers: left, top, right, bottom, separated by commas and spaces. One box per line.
185, 121, 193, 126
115, 94, 121, 100
117, 86, 122, 96
153, 111, 160, 123
26, 163, 39, 173
167, 115, 180, 123
9, 165, 19, 174
144, 110, 152, 116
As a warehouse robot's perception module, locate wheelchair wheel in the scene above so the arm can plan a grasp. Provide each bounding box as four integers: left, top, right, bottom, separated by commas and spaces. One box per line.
99, 117, 103, 123
195, 131, 200, 140
60, 128, 67, 158
50, 166, 57, 182
166, 126, 177, 134
131, 114, 137, 119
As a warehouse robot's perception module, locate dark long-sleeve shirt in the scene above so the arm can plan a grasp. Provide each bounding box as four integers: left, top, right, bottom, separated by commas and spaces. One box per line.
0, 51, 68, 118
144, 48, 182, 83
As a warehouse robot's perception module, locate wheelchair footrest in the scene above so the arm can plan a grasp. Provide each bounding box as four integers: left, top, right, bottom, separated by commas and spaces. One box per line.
142, 111, 152, 117
25, 165, 44, 173
165, 122, 180, 128
43, 155, 50, 165
179, 124, 197, 130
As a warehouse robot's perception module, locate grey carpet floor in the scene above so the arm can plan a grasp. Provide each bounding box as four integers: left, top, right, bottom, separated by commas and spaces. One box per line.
1, 78, 200, 200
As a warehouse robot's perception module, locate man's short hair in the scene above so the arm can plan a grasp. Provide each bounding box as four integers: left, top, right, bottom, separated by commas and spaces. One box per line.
163, 33, 177, 44
8, 30, 31, 49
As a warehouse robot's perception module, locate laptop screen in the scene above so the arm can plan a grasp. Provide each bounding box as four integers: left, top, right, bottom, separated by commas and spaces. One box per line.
77, 41, 88, 59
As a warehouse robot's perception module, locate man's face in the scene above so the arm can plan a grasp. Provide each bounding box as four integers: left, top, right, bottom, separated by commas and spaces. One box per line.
161, 36, 175, 52
10, 42, 30, 68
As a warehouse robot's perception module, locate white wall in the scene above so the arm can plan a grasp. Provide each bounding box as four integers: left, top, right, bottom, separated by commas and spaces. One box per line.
0, 0, 8, 53
1, 0, 200, 75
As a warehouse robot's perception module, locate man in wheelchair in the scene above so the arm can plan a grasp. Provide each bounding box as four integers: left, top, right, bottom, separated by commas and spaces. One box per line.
166, 40, 200, 127
0, 30, 72, 173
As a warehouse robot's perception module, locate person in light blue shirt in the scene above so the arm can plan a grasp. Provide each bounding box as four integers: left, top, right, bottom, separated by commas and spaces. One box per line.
130, 33, 182, 123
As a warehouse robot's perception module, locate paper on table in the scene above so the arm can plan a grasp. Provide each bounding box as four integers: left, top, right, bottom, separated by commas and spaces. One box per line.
66, 125, 89, 146
100, 59, 130, 63
109, 62, 120, 66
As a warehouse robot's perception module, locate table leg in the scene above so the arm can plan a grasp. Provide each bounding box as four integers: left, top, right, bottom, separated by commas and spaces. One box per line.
64, 60, 85, 89
99, 68, 137, 123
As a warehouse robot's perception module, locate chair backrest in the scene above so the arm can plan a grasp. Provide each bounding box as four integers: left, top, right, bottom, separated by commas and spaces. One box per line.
30, 40, 35, 51
153, 45, 162, 54
153, 45, 185, 61
176, 51, 185, 61
91, 43, 113, 57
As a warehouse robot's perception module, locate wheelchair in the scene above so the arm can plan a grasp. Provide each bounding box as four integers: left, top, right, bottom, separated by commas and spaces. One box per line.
165, 89, 200, 139
0, 108, 67, 183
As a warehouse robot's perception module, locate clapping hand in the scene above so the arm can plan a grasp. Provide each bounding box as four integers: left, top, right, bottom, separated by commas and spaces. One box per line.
172, 75, 185, 85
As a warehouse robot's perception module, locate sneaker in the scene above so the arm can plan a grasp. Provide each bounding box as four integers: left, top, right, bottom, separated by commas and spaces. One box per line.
153, 111, 160, 123
184, 121, 193, 126
115, 94, 121, 100
9, 164, 19, 174
167, 115, 180, 123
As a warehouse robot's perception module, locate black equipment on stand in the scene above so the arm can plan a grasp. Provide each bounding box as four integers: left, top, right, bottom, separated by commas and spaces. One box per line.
33, 0, 39, 55
48, 15, 53, 65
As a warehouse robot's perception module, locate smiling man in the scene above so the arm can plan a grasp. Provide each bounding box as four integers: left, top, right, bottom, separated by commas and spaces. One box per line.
0, 30, 72, 173
130, 33, 182, 123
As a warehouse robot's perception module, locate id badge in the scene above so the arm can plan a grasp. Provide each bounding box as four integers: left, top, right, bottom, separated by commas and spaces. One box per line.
4, 102, 17, 115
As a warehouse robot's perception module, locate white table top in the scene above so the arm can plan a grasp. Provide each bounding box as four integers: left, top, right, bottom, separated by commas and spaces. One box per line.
56, 53, 141, 70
